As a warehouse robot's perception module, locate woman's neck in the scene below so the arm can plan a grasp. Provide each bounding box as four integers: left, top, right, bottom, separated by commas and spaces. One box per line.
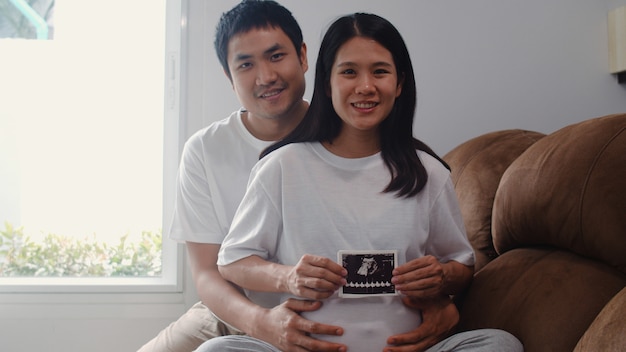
323, 129, 380, 158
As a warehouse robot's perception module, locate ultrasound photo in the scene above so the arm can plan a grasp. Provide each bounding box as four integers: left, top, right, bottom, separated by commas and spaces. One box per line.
337, 250, 398, 298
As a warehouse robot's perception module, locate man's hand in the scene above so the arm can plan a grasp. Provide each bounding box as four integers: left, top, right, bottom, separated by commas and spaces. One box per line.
384, 296, 459, 352
285, 254, 347, 300
391, 255, 445, 298
251, 298, 347, 352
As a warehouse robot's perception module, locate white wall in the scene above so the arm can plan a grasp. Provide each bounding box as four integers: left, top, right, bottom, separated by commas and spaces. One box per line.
1, 1, 625, 352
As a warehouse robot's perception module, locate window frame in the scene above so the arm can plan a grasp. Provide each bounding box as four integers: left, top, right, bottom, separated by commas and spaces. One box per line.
0, 0, 188, 297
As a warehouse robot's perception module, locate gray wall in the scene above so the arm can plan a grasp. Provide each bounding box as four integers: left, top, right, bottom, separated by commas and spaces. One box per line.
193, 0, 626, 155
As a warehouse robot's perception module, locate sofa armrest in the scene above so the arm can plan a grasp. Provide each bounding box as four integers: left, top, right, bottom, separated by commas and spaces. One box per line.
457, 247, 626, 352
574, 286, 626, 351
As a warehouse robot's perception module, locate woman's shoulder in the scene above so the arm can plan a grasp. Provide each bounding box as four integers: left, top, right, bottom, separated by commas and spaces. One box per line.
416, 150, 450, 178
263, 142, 314, 161
255, 142, 315, 170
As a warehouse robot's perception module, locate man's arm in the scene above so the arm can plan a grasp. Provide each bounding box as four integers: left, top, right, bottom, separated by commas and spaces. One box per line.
385, 256, 472, 351
385, 295, 459, 352
186, 242, 346, 352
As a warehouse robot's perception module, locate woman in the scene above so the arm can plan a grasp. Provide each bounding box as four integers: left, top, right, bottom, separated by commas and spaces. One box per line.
199, 13, 522, 352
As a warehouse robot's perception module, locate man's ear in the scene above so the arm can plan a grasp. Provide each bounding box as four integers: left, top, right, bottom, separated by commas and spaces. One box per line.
299, 42, 309, 73
224, 69, 234, 87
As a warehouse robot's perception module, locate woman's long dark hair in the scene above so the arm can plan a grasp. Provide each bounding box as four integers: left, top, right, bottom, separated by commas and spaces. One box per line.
262, 13, 448, 198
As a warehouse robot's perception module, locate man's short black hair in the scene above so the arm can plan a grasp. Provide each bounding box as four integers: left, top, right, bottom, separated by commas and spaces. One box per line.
214, 0, 304, 80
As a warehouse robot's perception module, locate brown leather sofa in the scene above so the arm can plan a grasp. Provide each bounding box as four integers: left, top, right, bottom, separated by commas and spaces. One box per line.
443, 114, 626, 352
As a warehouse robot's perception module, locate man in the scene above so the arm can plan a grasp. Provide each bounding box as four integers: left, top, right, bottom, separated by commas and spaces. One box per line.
138, 1, 460, 351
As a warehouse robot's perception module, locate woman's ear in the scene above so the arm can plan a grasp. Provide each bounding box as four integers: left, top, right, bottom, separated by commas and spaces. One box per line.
396, 72, 405, 98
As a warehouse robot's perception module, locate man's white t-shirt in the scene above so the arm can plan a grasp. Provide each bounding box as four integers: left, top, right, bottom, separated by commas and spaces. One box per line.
218, 142, 474, 351
169, 108, 280, 310
169, 108, 273, 244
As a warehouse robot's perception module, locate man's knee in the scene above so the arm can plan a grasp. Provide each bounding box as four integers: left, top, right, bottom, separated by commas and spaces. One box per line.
137, 302, 242, 352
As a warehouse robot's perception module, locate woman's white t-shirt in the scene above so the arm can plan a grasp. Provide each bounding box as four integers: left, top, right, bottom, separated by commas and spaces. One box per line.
218, 142, 474, 350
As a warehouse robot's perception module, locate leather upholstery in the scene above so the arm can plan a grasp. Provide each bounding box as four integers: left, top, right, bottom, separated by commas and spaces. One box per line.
443, 114, 626, 352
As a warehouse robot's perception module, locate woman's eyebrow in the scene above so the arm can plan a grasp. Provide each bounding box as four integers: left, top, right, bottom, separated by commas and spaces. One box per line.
336, 61, 394, 68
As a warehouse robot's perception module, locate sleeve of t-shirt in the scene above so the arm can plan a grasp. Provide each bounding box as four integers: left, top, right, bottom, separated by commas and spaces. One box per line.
169, 134, 226, 244
425, 175, 475, 266
218, 159, 283, 266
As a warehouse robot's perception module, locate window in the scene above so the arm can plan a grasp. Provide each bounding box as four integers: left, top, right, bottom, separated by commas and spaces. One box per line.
0, 0, 53, 40
0, 0, 183, 292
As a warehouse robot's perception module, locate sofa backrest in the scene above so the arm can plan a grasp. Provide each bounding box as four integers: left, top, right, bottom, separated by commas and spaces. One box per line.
443, 129, 545, 271
493, 114, 626, 274
448, 114, 626, 352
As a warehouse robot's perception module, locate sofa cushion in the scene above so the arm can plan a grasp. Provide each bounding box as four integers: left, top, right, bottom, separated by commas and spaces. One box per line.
574, 286, 626, 351
457, 247, 626, 352
443, 130, 544, 271
492, 114, 626, 273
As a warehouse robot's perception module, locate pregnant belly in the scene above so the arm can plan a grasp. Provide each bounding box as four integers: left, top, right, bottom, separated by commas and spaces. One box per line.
301, 296, 422, 351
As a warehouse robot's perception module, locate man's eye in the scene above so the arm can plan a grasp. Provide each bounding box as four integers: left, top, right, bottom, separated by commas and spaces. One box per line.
270, 53, 285, 61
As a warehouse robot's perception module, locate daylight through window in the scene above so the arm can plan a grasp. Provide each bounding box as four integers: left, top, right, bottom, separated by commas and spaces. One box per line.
0, 1, 167, 279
